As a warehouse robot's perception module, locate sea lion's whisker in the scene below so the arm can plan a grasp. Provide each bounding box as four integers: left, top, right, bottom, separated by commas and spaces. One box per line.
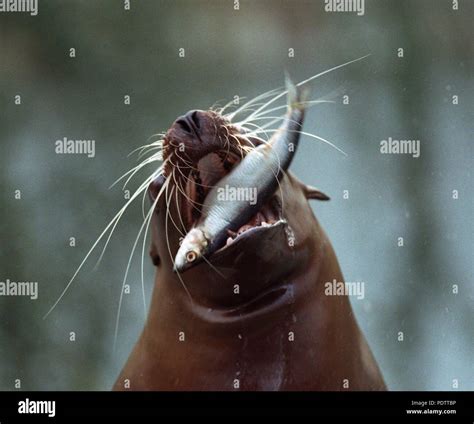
237, 121, 276, 145
239, 117, 307, 148
119, 154, 163, 191
170, 155, 199, 173
173, 175, 188, 234
127, 136, 164, 158
237, 99, 336, 146
224, 131, 247, 160
244, 54, 371, 124
138, 160, 165, 221
164, 185, 193, 303
95, 166, 168, 268
110, 153, 163, 190
228, 126, 268, 148
170, 170, 191, 234
113, 194, 160, 351
139, 200, 155, 318
141, 174, 153, 220
172, 149, 242, 194
226, 87, 283, 120
240, 116, 284, 135
139, 174, 170, 311
236, 115, 285, 127
169, 160, 210, 235
224, 104, 272, 123
166, 173, 193, 234
215, 97, 244, 115
237, 126, 270, 142
120, 141, 165, 186
173, 148, 242, 180
239, 100, 335, 124
221, 125, 233, 158
171, 162, 209, 210
201, 255, 226, 278
175, 152, 227, 174
43, 172, 167, 320
254, 129, 348, 157
223, 125, 250, 162
209, 98, 235, 113
137, 145, 163, 161
216, 95, 274, 115
242, 115, 302, 125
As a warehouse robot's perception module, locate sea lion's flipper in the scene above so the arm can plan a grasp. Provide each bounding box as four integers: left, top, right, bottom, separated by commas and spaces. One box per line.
304, 185, 330, 201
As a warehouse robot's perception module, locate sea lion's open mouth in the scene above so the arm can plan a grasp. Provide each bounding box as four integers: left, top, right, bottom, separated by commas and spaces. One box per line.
163, 87, 306, 274
221, 198, 283, 250
181, 149, 284, 255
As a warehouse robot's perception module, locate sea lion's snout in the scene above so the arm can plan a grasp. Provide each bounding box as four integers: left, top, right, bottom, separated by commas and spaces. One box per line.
161, 110, 244, 230
163, 109, 237, 169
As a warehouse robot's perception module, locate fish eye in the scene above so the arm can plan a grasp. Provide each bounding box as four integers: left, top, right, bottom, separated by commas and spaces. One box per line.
186, 251, 197, 263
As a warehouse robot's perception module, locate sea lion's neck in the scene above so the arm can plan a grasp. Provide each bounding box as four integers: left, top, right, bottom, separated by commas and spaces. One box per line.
144, 226, 344, 339
116, 223, 387, 391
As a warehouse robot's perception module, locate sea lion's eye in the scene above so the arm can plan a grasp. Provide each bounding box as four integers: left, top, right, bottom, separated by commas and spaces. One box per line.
186, 251, 197, 263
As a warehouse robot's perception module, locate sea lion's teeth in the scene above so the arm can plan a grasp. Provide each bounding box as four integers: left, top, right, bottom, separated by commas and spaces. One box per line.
226, 237, 233, 246
261, 222, 270, 227
248, 213, 262, 227
265, 207, 276, 222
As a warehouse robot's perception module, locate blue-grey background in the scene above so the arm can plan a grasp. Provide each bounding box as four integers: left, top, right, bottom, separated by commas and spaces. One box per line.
0, 0, 472, 390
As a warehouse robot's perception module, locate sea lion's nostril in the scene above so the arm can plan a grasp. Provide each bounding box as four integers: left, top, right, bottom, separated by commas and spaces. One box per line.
191, 110, 201, 129
176, 109, 201, 135
176, 118, 193, 134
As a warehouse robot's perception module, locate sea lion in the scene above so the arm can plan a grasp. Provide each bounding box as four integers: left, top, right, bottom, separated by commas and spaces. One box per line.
112, 79, 386, 391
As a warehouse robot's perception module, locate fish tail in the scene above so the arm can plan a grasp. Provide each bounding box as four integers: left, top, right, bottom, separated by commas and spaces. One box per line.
285, 73, 310, 111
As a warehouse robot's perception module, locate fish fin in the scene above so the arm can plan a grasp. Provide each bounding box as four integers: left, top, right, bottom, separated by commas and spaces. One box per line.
304, 184, 330, 201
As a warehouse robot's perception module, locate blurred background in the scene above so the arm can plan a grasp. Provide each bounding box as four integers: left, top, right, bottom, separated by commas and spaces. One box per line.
0, 0, 472, 390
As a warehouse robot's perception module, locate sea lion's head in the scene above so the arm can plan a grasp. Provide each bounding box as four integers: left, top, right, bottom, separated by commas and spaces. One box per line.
147, 105, 329, 308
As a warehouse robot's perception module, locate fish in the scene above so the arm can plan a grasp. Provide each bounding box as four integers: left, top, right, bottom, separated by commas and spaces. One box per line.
173, 78, 308, 273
